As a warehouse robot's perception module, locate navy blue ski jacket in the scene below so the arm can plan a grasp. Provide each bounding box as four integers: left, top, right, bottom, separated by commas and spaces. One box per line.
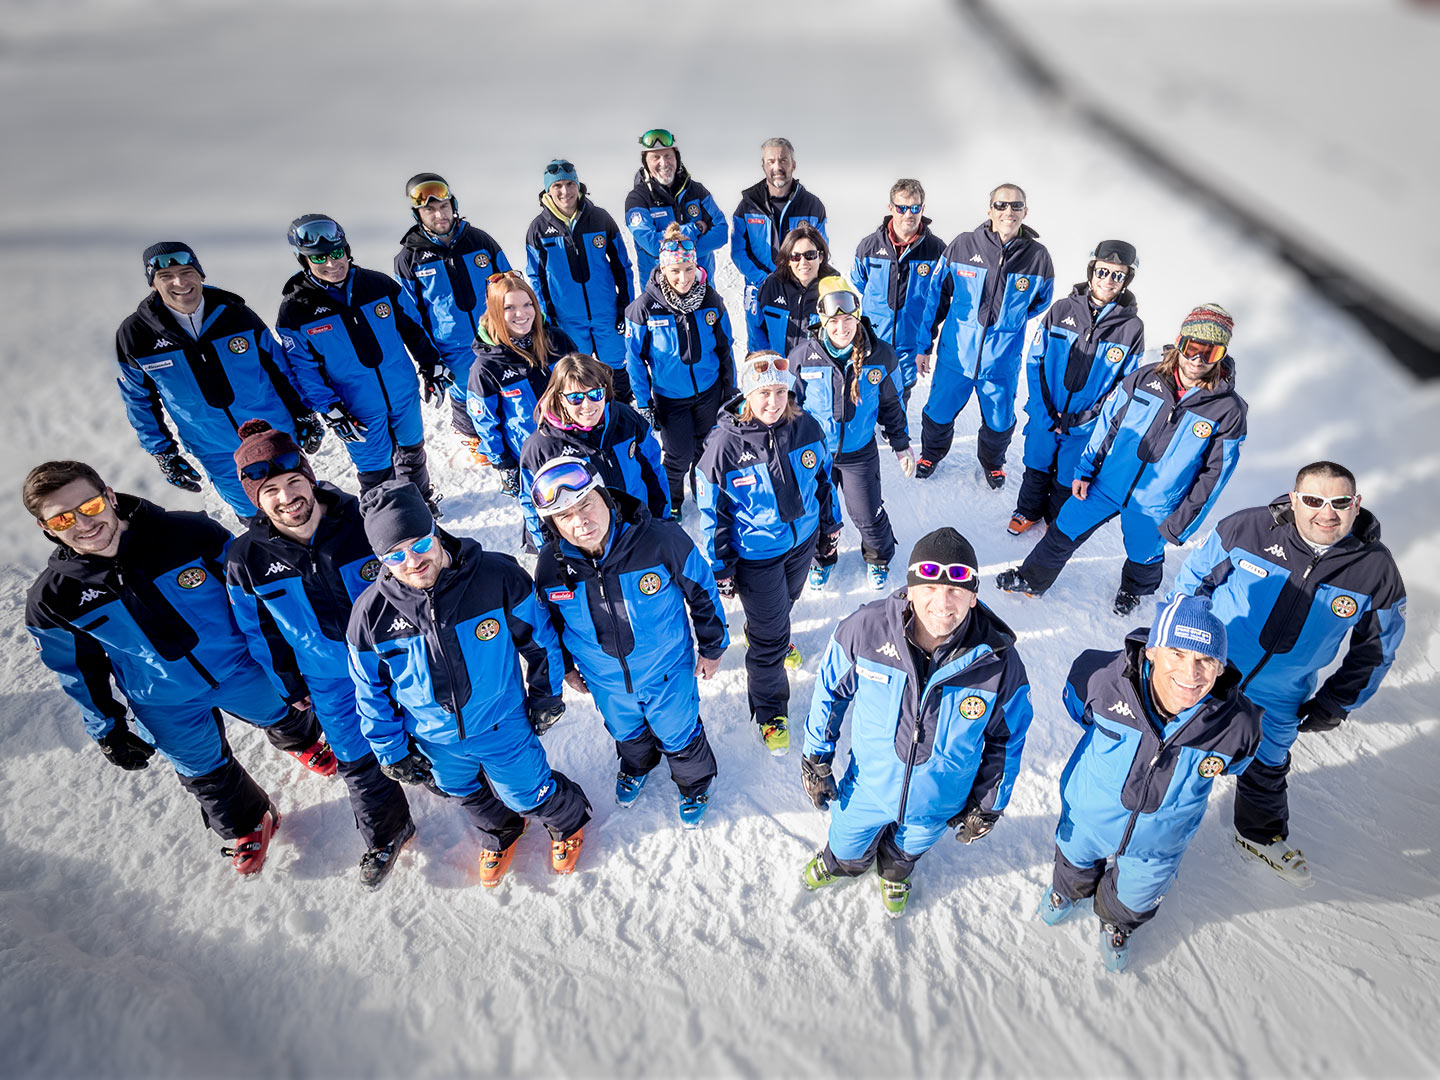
730, 180, 828, 288
746, 269, 824, 358
850, 219, 947, 367
789, 320, 910, 458
624, 164, 728, 285
394, 219, 512, 369
623, 275, 735, 409
465, 324, 578, 468
1024, 284, 1145, 436
524, 193, 634, 328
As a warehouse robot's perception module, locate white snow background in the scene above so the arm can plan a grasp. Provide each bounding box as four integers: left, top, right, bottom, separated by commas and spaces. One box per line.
2, 0, 1439, 1077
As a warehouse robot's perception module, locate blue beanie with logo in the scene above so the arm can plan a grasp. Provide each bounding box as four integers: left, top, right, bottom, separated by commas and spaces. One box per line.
1147, 595, 1227, 663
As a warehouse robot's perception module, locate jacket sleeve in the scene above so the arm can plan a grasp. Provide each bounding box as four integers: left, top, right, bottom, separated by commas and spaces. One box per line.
1023, 323, 1055, 424
623, 302, 654, 409
714, 301, 736, 394
1315, 570, 1406, 716
28, 609, 128, 740
850, 244, 869, 294
392, 283, 443, 370
695, 443, 735, 577
695, 191, 728, 257
347, 637, 410, 766
224, 566, 308, 705
1170, 526, 1234, 599
605, 218, 634, 310
674, 535, 729, 659
516, 437, 548, 550
465, 361, 510, 464
1027, 255, 1055, 319
525, 229, 554, 322
922, 258, 953, 347
254, 322, 310, 418
276, 317, 342, 413
505, 571, 566, 708
114, 335, 178, 455
803, 634, 856, 761
1076, 378, 1132, 483
1160, 406, 1248, 543
814, 436, 839, 535
624, 193, 662, 267
965, 667, 1033, 814
876, 351, 910, 451
729, 207, 767, 289
745, 289, 766, 354
631, 408, 672, 514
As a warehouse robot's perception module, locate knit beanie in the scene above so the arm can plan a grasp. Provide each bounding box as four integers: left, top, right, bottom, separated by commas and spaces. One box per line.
142, 241, 204, 285
738, 351, 795, 397
360, 480, 435, 558
1178, 303, 1234, 347
906, 527, 980, 591
233, 419, 314, 506
1147, 595, 1227, 664
542, 159, 579, 192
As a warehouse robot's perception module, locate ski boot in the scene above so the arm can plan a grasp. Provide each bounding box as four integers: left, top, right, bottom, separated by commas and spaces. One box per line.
1113, 589, 1142, 617
802, 853, 838, 891
760, 717, 790, 756
1007, 513, 1038, 536
807, 562, 832, 591
983, 467, 1006, 491
1100, 922, 1130, 973
286, 737, 338, 777
678, 790, 710, 830
1036, 887, 1078, 926
359, 819, 416, 891
995, 568, 1044, 597
784, 643, 803, 671
914, 457, 937, 479
867, 562, 889, 590
615, 771, 649, 807
479, 825, 525, 888
1234, 831, 1314, 888
550, 827, 585, 875
223, 805, 280, 877
879, 876, 912, 918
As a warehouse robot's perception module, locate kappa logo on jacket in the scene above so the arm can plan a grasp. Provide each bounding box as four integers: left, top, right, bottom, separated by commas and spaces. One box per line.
1108, 700, 1136, 719
153, 337, 175, 348
313, 306, 332, 315
498, 369, 523, 381
1146, 379, 1164, 392
1264, 544, 1288, 561
265, 561, 289, 577
773, 296, 787, 306
389, 616, 414, 633
544, 226, 559, 235
78, 587, 105, 605
876, 641, 901, 660
1062, 316, 1077, 327
969, 254, 985, 264
737, 450, 757, 463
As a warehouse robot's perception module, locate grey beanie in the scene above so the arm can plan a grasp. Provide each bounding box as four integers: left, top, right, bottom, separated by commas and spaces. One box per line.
360, 480, 435, 558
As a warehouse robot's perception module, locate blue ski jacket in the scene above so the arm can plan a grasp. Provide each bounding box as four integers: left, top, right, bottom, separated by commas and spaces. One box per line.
393, 219, 512, 370
850, 219, 947, 370
1171, 498, 1406, 717
465, 324, 577, 469
275, 267, 441, 416
524, 193, 634, 329
1057, 634, 1261, 861
746, 269, 825, 359
730, 179, 828, 289
535, 499, 727, 695
115, 288, 305, 459
1024, 284, 1145, 438
922, 221, 1054, 384
789, 320, 910, 458
1077, 357, 1248, 543
624, 275, 735, 409
225, 484, 381, 703
624, 163, 728, 285
695, 401, 838, 576
804, 592, 1033, 826
26, 495, 258, 739
346, 532, 564, 766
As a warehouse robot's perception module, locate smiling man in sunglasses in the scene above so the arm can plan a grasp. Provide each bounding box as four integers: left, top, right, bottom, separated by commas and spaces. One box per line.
1170, 460, 1406, 887
24, 459, 335, 876
625, 129, 728, 288
115, 242, 319, 519
800, 527, 1033, 917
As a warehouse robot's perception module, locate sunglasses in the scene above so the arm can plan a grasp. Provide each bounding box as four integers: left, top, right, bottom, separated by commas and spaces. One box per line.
545, 161, 576, 177
638, 128, 676, 149
891, 204, 923, 215
408, 179, 451, 208
307, 248, 347, 265
531, 460, 598, 512
909, 561, 978, 584
818, 291, 860, 318
991, 201, 1026, 212
789, 249, 821, 263
1296, 492, 1357, 511
562, 387, 606, 406
660, 238, 696, 253
40, 493, 108, 532
1177, 336, 1226, 365
240, 452, 303, 482
1091, 268, 1127, 283
747, 355, 790, 375
488, 271, 523, 285
379, 532, 438, 565
148, 251, 197, 271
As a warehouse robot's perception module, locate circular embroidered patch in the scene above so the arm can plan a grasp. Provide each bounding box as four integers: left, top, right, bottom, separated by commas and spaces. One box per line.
917, 263, 930, 276
1331, 595, 1358, 618
1106, 346, 1124, 364
591, 235, 606, 249
476, 618, 501, 640
228, 336, 249, 354
800, 449, 817, 469
1192, 420, 1213, 439
638, 572, 662, 595
474, 253, 490, 269
176, 567, 207, 589
360, 559, 381, 582
959, 695, 987, 720
1197, 755, 1225, 778
374, 303, 391, 319
705, 311, 718, 325
867, 369, 883, 385
1016, 278, 1029, 291
687, 204, 700, 218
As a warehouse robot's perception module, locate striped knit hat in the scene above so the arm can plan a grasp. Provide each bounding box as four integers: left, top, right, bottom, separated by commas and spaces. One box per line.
1147, 596, 1227, 663
1179, 303, 1234, 347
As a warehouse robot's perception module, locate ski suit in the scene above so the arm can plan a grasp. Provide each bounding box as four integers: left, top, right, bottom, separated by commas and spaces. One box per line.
729, 179, 828, 289
850, 218, 946, 393
624, 163, 728, 285
747, 269, 823, 359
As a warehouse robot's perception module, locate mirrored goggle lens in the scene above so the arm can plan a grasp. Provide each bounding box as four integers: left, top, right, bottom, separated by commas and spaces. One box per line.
638, 128, 676, 149
379, 532, 437, 564
1177, 336, 1226, 365
307, 248, 347, 265
240, 452, 302, 482
42, 494, 108, 531
1297, 493, 1356, 511
294, 219, 344, 248
408, 180, 451, 207
532, 462, 597, 510
562, 388, 607, 405
148, 251, 196, 270
910, 561, 977, 584
660, 238, 696, 253
818, 291, 860, 318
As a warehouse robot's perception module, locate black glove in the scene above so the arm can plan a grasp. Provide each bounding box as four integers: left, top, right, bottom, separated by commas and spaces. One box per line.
949, 805, 1000, 844
1297, 697, 1346, 733
814, 530, 839, 562
497, 465, 521, 498
380, 750, 434, 786
528, 699, 565, 736
322, 404, 369, 443
293, 413, 325, 454
420, 365, 456, 407
716, 576, 735, 599
801, 755, 838, 810
97, 724, 156, 770
153, 450, 202, 492
638, 406, 656, 427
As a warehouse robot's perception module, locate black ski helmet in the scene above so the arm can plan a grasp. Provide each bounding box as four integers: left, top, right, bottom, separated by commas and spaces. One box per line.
1087, 239, 1138, 289
406, 172, 459, 223
287, 215, 350, 271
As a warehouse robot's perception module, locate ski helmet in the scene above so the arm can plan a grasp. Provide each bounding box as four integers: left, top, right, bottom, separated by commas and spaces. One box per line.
1087, 239, 1138, 289
287, 215, 350, 270
531, 456, 603, 519
405, 172, 458, 223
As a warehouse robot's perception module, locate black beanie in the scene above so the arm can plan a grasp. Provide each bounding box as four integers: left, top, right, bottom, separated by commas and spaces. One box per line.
360, 480, 435, 558
907, 527, 979, 591
142, 241, 204, 285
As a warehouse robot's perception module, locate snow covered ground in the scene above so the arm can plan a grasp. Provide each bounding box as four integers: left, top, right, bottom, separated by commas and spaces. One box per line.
2, 1, 1438, 1076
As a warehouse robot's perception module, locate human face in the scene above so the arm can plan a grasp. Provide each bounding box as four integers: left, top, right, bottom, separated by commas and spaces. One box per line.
824, 311, 859, 349
889, 191, 923, 241
789, 241, 821, 286
748, 383, 789, 425
661, 260, 697, 295
762, 146, 795, 195
908, 582, 978, 643
1290, 474, 1360, 547
417, 198, 454, 236
256, 472, 317, 532
151, 265, 204, 314
308, 249, 350, 285
645, 148, 678, 185
550, 489, 611, 555
549, 180, 580, 215
385, 533, 446, 589
38, 480, 125, 558
1089, 259, 1127, 303
1176, 339, 1217, 388
503, 289, 536, 336
1146, 645, 1222, 714
562, 382, 607, 428
986, 187, 1028, 242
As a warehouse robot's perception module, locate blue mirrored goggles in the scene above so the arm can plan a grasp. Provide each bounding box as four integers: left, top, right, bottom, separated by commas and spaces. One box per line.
148, 250, 197, 271
379, 532, 437, 565
293, 218, 345, 249
561, 387, 606, 406
532, 461, 598, 512
660, 238, 696, 253
891, 203, 923, 215
240, 452, 303, 482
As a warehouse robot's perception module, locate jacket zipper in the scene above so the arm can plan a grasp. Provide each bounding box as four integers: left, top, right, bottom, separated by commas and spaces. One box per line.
1239, 553, 1322, 693
427, 591, 466, 739
594, 568, 634, 694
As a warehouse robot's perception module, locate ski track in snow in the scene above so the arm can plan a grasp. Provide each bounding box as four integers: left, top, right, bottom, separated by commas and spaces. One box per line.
2, 1, 1439, 1077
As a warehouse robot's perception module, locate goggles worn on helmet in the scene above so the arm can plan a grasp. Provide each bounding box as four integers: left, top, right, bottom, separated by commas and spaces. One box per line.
408, 179, 452, 207
660, 238, 696, 253
40, 494, 108, 532
379, 532, 438, 565
148, 250, 197, 271
1091, 239, 1138, 268
531, 459, 601, 515
909, 561, 977, 584
292, 218, 345, 250
638, 129, 676, 149
818, 290, 860, 318
240, 452, 303, 482
1176, 336, 1227, 366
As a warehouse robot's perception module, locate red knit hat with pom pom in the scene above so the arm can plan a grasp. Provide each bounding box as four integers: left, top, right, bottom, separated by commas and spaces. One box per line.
233, 418, 315, 506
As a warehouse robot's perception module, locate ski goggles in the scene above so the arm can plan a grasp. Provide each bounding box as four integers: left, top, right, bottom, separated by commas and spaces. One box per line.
638, 128, 676, 149
818, 290, 861, 319
147, 250, 198, 272
991, 200, 1026, 212
1176, 336, 1227, 365
239, 452, 303, 482
379, 532, 438, 565
1296, 492, 1357, 511
561, 387, 606, 406
909, 561, 978, 584
307, 248, 347, 265
40, 493, 108, 531
891, 203, 923, 215
660, 238, 696, 253
408, 179, 452, 207
292, 218, 345, 249
1091, 267, 1128, 283
531, 459, 599, 513
788, 249, 822, 263
544, 160, 576, 178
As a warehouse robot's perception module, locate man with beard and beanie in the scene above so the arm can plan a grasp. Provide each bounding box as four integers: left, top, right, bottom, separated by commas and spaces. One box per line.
24, 459, 334, 877
624, 128, 728, 288
225, 421, 416, 889
394, 173, 513, 462
277, 215, 446, 515
115, 241, 321, 519
730, 137, 828, 314
526, 159, 636, 401
800, 527, 1033, 917
346, 480, 591, 887
1170, 461, 1406, 888
531, 457, 727, 828
1038, 596, 1261, 973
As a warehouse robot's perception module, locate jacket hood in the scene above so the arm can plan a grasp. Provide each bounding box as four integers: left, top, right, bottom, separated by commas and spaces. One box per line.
399, 220, 468, 252
44, 492, 155, 571
1266, 493, 1381, 546
1063, 280, 1138, 315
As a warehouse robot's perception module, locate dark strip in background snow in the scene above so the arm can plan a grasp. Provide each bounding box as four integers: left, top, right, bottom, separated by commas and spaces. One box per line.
958, 0, 1440, 381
